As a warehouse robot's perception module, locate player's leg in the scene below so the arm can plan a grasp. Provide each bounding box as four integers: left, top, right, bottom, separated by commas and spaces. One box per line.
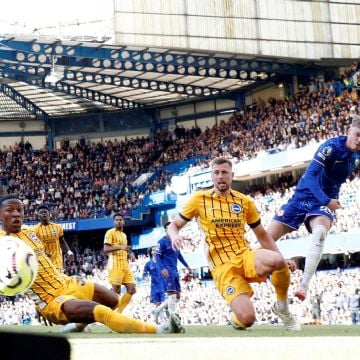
116, 269, 136, 312
298, 215, 332, 298
117, 282, 136, 312
254, 248, 289, 312
92, 283, 183, 333
268, 200, 309, 302
254, 248, 300, 331
150, 288, 166, 323
165, 291, 177, 315
60, 284, 184, 334
166, 275, 182, 316
230, 294, 256, 329
267, 211, 299, 305
111, 284, 121, 294
155, 270, 177, 316
108, 267, 122, 295
266, 220, 293, 243
62, 279, 121, 333
212, 260, 255, 329
61, 299, 155, 333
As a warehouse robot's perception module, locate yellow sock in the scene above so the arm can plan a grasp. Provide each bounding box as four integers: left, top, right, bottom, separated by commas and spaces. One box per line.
271, 266, 290, 301
93, 304, 156, 333
114, 294, 122, 313
117, 292, 132, 313
230, 312, 246, 329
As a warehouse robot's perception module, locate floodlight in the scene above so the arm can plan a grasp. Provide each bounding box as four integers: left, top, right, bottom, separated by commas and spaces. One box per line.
239, 71, 247, 79
44, 56, 63, 84
44, 69, 63, 84
250, 71, 258, 79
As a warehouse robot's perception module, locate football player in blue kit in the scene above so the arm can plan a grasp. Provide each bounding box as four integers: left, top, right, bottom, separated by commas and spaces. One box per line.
153, 222, 192, 318
142, 246, 166, 323
267, 114, 360, 301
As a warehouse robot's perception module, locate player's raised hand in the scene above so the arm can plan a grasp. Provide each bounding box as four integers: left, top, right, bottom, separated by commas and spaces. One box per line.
286, 259, 297, 272
171, 235, 184, 250
327, 199, 342, 211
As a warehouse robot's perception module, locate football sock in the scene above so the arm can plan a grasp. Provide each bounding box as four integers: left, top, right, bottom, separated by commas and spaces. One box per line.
156, 299, 169, 313
117, 292, 132, 313
271, 266, 290, 312
61, 322, 87, 333
157, 308, 165, 322
230, 312, 246, 329
167, 294, 177, 314
301, 225, 327, 291
93, 304, 156, 333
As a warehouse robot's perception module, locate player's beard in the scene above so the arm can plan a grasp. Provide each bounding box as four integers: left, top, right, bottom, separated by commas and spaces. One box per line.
215, 181, 230, 194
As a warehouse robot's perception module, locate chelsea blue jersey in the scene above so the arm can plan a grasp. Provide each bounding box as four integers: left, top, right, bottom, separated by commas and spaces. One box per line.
143, 259, 164, 288
295, 136, 360, 205
155, 236, 189, 272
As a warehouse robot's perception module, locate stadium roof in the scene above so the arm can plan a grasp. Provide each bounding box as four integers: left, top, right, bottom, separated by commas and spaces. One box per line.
0, 35, 342, 120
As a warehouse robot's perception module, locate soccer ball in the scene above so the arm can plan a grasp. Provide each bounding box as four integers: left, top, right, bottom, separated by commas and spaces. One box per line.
0, 235, 38, 296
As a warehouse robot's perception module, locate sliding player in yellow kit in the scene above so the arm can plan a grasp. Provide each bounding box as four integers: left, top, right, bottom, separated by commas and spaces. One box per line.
0, 195, 184, 334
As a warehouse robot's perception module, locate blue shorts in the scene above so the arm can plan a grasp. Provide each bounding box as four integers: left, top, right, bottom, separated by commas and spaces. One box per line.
150, 285, 165, 304
164, 269, 181, 293
273, 196, 335, 233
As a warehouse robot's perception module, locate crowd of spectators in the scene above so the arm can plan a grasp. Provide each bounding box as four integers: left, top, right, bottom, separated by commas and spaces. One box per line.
337, 60, 360, 97
0, 78, 358, 221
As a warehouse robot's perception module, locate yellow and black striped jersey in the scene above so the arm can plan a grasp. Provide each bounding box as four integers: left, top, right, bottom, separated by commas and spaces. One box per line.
104, 228, 129, 269
0, 229, 68, 308
179, 188, 261, 268
32, 222, 64, 271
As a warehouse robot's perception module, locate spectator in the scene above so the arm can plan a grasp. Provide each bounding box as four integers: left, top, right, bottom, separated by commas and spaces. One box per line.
348, 288, 360, 324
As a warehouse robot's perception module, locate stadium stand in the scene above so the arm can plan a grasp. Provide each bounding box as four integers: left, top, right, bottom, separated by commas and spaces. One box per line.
1, 60, 359, 329
0, 81, 358, 223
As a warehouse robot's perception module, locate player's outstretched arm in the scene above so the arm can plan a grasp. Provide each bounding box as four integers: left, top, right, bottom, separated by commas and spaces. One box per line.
167, 216, 188, 250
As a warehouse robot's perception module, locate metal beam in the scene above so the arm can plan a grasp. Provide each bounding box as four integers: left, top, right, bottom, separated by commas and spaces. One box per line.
42, 81, 143, 110
1, 83, 47, 118
63, 70, 224, 97
1, 38, 319, 79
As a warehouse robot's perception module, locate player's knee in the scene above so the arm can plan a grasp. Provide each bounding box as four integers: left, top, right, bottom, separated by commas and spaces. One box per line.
312, 224, 327, 242
127, 286, 136, 295
62, 300, 95, 323
272, 252, 287, 270
233, 311, 255, 328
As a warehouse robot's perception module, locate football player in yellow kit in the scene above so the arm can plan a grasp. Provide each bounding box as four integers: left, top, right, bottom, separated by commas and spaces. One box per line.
167, 157, 300, 331
0, 195, 184, 334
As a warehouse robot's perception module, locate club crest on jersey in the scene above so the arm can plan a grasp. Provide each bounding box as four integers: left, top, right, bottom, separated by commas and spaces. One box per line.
318, 146, 332, 160
276, 209, 285, 217
29, 232, 41, 243
226, 286, 235, 295
231, 203, 242, 214
52, 229, 57, 235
